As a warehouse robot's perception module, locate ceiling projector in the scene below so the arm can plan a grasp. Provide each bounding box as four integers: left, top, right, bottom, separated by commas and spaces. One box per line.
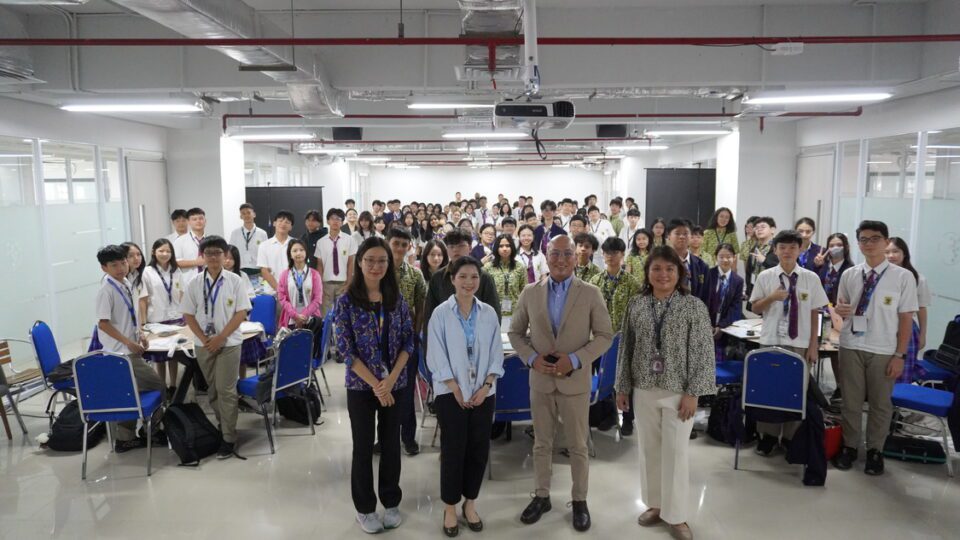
494, 100, 575, 130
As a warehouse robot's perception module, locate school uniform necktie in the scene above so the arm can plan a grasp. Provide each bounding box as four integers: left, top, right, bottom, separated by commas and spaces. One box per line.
855, 270, 878, 316
541, 230, 550, 253
331, 236, 340, 275
787, 273, 799, 339
525, 254, 536, 284
712, 274, 727, 316
685, 259, 692, 288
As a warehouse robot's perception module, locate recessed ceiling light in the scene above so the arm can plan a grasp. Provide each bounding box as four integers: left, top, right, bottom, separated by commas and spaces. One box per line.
645, 130, 730, 137
345, 156, 390, 162
455, 145, 519, 152
443, 130, 531, 140
606, 145, 670, 151
742, 92, 892, 105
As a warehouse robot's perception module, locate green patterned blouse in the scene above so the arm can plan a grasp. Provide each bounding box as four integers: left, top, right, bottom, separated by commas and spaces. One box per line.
700, 228, 740, 262
575, 262, 602, 282
483, 262, 527, 316
694, 249, 716, 268
625, 253, 647, 284
738, 237, 757, 263
396, 262, 426, 322
589, 268, 642, 332
610, 214, 625, 236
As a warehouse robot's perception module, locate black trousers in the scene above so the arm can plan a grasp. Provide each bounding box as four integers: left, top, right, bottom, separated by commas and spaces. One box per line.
398, 344, 419, 445
436, 393, 495, 505
347, 389, 403, 513
622, 390, 635, 424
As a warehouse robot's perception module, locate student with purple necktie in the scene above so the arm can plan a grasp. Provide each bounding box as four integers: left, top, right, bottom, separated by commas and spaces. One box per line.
749, 230, 829, 457
315, 208, 358, 316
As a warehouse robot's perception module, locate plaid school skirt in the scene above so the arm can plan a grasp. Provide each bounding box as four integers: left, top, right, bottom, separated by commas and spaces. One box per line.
897, 321, 922, 383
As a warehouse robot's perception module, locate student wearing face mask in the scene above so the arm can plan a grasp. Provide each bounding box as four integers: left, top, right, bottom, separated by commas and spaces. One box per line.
813, 232, 854, 401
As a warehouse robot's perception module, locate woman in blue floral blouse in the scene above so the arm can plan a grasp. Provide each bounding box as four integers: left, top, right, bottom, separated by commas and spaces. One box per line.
335, 237, 415, 535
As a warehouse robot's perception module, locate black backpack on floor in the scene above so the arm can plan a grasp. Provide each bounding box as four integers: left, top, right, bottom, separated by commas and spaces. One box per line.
162, 403, 222, 466
276, 384, 323, 426
46, 400, 106, 452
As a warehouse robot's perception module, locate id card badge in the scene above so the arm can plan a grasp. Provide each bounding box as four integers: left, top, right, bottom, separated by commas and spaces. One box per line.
501, 299, 512, 312
777, 319, 789, 338
468, 365, 477, 382
204, 322, 216, 337
852, 315, 868, 334
650, 353, 665, 374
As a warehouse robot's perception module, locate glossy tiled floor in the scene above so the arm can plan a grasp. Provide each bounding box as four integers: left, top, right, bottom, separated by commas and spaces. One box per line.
2, 362, 958, 540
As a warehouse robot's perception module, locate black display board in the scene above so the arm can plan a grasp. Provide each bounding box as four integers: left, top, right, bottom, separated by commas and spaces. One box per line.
644, 168, 717, 228
244, 186, 324, 239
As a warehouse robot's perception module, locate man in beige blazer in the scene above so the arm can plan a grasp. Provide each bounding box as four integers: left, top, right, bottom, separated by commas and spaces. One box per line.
508, 235, 614, 532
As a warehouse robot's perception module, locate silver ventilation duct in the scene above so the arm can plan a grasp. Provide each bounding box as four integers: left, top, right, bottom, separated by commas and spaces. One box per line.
0, 7, 43, 85
457, 0, 522, 82
110, 0, 343, 117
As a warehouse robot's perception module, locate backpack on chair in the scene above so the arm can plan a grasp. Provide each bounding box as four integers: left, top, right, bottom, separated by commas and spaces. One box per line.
162, 403, 222, 466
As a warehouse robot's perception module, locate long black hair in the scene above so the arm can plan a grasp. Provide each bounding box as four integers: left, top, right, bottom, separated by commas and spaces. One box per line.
120, 242, 145, 288
630, 228, 654, 257
286, 238, 308, 271
825, 232, 853, 267
347, 237, 400, 311
419, 239, 449, 282
492, 234, 518, 270
887, 237, 920, 282
148, 238, 179, 274
706, 207, 737, 233
226, 245, 243, 277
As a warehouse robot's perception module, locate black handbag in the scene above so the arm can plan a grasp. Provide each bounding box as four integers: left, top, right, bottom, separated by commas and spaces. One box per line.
931, 315, 960, 375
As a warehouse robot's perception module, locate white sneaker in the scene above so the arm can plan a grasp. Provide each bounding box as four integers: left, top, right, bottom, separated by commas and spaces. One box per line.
383, 507, 402, 529
357, 512, 384, 534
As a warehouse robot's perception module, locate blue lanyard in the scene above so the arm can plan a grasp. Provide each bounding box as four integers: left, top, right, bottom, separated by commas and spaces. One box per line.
241, 228, 254, 249
203, 271, 224, 317
456, 301, 479, 359
158, 268, 174, 303
292, 268, 307, 302
857, 267, 888, 309
107, 278, 137, 325
799, 248, 810, 268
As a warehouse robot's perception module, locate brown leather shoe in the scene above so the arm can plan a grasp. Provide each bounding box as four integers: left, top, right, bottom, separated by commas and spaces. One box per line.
637, 508, 662, 527
669, 523, 693, 540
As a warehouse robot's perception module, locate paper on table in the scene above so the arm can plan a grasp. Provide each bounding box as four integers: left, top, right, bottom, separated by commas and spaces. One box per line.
144, 322, 185, 335
147, 335, 192, 353
240, 321, 265, 334
731, 319, 762, 329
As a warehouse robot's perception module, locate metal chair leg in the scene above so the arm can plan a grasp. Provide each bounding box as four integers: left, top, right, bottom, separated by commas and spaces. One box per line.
146, 417, 153, 477
261, 404, 275, 454
81, 421, 89, 480
8, 395, 27, 435
306, 392, 316, 436
320, 367, 331, 396
431, 422, 439, 448
106, 421, 114, 452
938, 416, 954, 477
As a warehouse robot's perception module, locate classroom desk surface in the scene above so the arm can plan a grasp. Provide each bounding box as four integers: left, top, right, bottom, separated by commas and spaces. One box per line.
721, 320, 840, 352
143, 325, 262, 353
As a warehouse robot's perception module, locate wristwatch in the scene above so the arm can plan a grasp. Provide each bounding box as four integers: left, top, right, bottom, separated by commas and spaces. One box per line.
892, 352, 906, 359
483, 381, 492, 388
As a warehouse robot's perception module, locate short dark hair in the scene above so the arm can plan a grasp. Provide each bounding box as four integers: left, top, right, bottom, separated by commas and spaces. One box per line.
239, 203, 254, 212
715, 242, 737, 257
665, 218, 692, 236
569, 214, 587, 227
345, 198, 356, 206
186, 207, 205, 218
286, 239, 307, 269
326, 208, 346, 221
641, 246, 689, 296
478, 223, 496, 235
609, 198, 623, 208
755, 216, 777, 228
626, 207, 641, 218
587, 205, 600, 214
443, 228, 473, 247
304, 210, 322, 222
171, 209, 188, 220
856, 220, 888, 239
523, 211, 538, 221
772, 230, 803, 248
274, 210, 294, 224
690, 225, 704, 236
746, 216, 760, 226
198, 235, 228, 253
540, 199, 557, 212
601, 236, 627, 254
387, 227, 413, 243
372, 200, 384, 207
97, 244, 126, 265
500, 217, 517, 227
448, 256, 483, 282
573, 232, 599, 251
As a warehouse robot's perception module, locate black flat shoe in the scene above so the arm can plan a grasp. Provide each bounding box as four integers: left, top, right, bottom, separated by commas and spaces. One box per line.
571, 500, 591, 532
462, 503, 483, 532
443, 510, 460, 537
520, 495, 551, 524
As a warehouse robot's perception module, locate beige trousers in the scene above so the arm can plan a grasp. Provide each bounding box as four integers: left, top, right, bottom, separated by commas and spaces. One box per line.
756, 345, 809, 441
531, 388, 590, 501
196, 345, 242, 443
116, 354, 165, 441
838, 348, 895, 451
321, 280, 346, 316
635, 387, 695, 526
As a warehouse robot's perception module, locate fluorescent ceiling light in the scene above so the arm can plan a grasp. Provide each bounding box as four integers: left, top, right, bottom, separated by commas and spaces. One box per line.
456, 145, 519, 152
442, 130, 530, 140
742, 92, 892, 105
231, 132, 314, 141
645, 130, 730, 136
913, 145, 960, 149
345, 156, 390, 162
60, 99, 204, 113
297, 146, 358, 155
408, 103, 495, 110
0, 154, 32, 158
933, 155, 960, 159
606, 145, 670, 151
407, 96, 495, 109
866, 161, 892, 165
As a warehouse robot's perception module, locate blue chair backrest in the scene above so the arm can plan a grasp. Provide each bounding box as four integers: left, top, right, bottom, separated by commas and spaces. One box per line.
250, 295, 278, 336
72, 352, 141, 416
594, 333, 621, 401
742, 347, 807, 415
275, 330, 314, 392
495, 355, 531, 422
417, 331, 432, 385
318, 308, 336, 361
30, 320, 62, 378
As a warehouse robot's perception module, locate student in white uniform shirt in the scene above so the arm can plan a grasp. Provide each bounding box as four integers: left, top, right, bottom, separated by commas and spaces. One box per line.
315, 207, 357, 315
884, 237, 931, 384
256, 210, 295, 294
139, 238, 188, 395
166, 209, 188, 243
228, 203, 268, 280
558, 198, 576, 232
180, 236, 252, 460
474, 196, 497, 226
94, 245, 164, 453
586, 206, 616, 267
121, 242, 147, 317
832, 220, 918, 476
619, 207, 643, 245
749, 230, 828, 456
173, 207, 208, 273
224, 245, 256, 298
515, 224, 549, 284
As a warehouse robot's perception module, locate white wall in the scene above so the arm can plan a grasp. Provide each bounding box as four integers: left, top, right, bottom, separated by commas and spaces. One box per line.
306, 160, 350, 212
715, 132, 740, 216
366, 166, 604, 207
166, 122, 228, 236
219, 137, 246, 235
736, 121, 798, 228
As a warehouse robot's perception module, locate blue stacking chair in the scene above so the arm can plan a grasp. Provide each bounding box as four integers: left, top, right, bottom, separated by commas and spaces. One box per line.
29, 321, 77, 426
312, 309, 336, 398
917, 353, 954, 388
72, 352, 164, 480
734, 347, 808, 473
716, 360, 744, 386
250, 295, 278, 346
891, 383, 955, 477
588, 333, 621, 453
488, 354, 531, 479
417, 336, 434, 430
237, 330, 317, 454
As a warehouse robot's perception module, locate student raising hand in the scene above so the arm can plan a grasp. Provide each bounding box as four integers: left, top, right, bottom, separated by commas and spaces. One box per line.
813, 246, 828, 268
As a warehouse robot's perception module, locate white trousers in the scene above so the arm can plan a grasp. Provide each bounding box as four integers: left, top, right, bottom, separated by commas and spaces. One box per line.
635, 387, 695, 525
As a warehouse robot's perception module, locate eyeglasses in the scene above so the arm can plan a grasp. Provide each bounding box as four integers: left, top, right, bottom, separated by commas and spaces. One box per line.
362, 257, 389, 267
857, 235, 886, 245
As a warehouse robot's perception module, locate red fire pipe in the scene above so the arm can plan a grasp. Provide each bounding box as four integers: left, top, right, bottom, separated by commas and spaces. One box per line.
3, 34, 959, 47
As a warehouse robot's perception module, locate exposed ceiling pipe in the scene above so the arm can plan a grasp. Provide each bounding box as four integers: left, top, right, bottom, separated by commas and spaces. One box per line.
5, 34, 960, 46
522, 0, 539, 96
242, 136, 657, 144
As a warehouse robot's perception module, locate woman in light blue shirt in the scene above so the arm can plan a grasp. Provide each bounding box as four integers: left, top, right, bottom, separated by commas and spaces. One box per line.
427, 256, 504, 537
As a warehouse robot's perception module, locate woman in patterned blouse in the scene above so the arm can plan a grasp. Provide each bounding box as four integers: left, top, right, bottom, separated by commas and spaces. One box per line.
483, 234, 527, 320
614, 246, 715, 540
334, 237, 416, 535
625, 228, 653, 284
701, 207, 740, 258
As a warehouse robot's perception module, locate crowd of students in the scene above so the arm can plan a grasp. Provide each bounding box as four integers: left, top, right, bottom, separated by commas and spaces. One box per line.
91, 190, 932, 538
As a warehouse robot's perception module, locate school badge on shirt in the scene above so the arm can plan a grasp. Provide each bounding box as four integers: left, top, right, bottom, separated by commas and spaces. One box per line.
227, 297, 234, 307
800, 292, 809, 301
883, 296, 893, 306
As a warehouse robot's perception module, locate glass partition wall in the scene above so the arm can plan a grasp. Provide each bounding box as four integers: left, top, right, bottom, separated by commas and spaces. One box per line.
1, 135, 135, 360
